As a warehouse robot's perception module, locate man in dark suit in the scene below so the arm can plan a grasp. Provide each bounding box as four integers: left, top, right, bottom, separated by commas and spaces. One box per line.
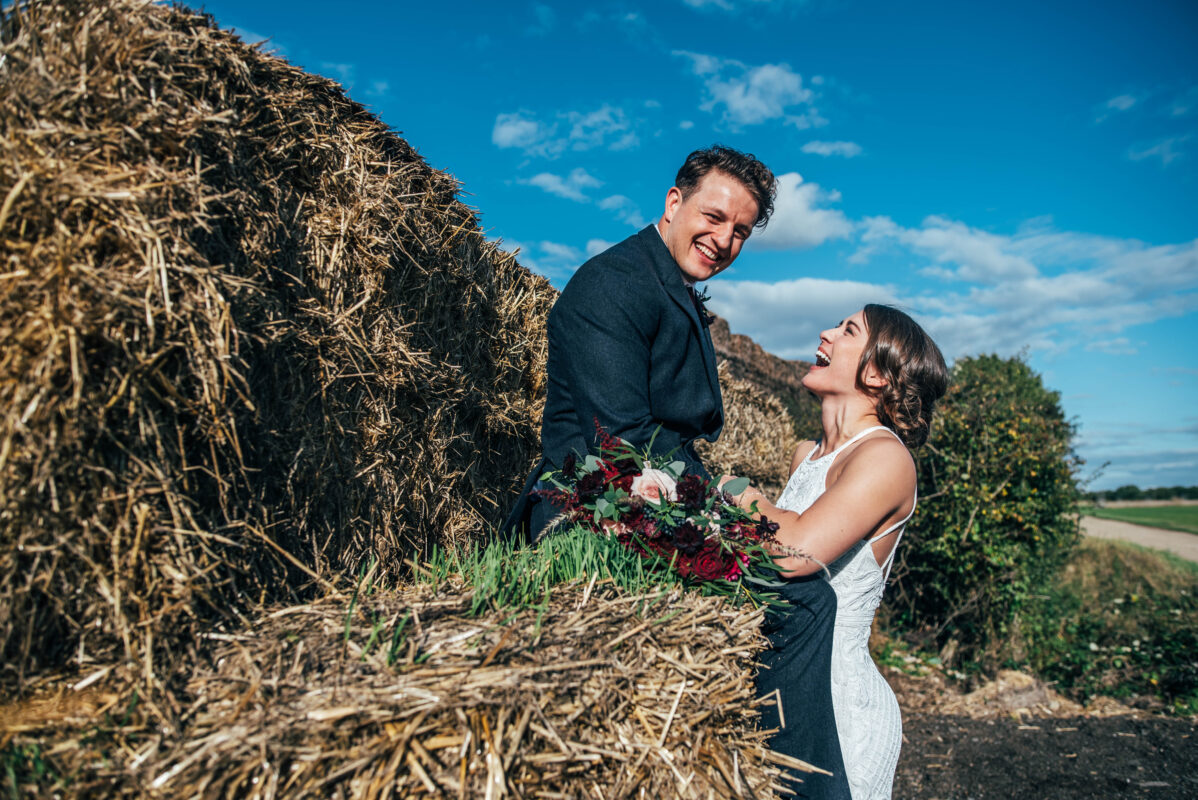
504, 145, 774, 540
504, 146, 850, 798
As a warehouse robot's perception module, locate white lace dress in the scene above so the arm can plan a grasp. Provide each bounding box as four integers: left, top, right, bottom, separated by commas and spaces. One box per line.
774, 426, 913, 800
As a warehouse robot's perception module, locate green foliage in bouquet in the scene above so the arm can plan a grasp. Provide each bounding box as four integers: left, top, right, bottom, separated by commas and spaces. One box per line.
890, 353, 1083, 666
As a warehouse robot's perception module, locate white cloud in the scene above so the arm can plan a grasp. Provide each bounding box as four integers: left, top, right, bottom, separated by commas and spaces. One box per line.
679, 120, 695, 130
1106, 94, 1136, 112
503, 239, 584, 280
567, 105, 638, 151
1085, 337, 1138, 355
849, 216, 1198, 359
522, 168, 602, 202
1128, 134, 1192, 166
673, 51, 821, 129
492, 111, 554, 150
586, 239, 617, 258
599, 194, 648, 228
750, 172, 853, 250
854, 215, 1038, 283
1095, 92, 1139, 123
706, 278, 901, 359
366, 80, 389, 98
320, 62, 355, 88
801, 140, 862, 158
540, 241, 582, 261
1170, 86, 1198, 117
682, 0, 806, 11
492, 104, 638, 157
527, 4, 556, 35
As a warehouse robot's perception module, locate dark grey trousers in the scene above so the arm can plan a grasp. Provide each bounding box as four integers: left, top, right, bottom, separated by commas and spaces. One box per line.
756, 575, 852, 800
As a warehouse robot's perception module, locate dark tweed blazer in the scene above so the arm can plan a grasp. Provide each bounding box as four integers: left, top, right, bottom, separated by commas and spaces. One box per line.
503, 225, 724, 539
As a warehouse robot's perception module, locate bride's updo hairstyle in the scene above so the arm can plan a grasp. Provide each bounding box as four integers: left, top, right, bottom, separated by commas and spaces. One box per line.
856, 304, 949, 448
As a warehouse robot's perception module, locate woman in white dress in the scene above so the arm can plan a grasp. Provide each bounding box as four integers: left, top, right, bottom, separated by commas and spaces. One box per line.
726, 304, 948, 800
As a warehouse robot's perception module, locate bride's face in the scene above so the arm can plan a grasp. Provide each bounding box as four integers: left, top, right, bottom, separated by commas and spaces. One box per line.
801, 309, 879, 395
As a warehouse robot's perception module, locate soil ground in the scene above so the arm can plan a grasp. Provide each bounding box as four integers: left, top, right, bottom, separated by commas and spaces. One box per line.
888, 668, 1198, 799
1081, 516, 1198, 563
896, 714, 1198, 799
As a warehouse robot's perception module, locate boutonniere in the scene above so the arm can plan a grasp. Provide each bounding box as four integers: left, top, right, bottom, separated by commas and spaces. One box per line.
693, 286, 716, 326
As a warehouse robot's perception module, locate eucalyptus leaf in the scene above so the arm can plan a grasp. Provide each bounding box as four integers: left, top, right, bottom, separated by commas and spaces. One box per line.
723, 476, 750, 496
583, 454, 603, 472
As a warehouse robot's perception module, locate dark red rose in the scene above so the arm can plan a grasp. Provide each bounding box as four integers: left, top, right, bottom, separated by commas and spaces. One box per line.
672, 521, 706, 555
673, 553, 695, 578
613, 474, 634, 492
576, 469, 606, 500
693, 543, 732, 581
676, 474, 708, 511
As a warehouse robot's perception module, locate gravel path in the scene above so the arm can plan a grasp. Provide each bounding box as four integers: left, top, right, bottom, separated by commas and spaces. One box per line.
1082, 516, 1198, 563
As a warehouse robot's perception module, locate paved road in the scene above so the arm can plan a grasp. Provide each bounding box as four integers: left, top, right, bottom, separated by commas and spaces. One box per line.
1082, 516, 1198, 563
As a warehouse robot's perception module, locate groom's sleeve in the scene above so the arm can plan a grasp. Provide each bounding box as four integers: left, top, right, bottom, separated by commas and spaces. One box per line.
551, 258, 661, 452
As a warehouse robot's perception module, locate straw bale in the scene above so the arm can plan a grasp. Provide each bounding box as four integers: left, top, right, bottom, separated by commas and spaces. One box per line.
5, 582, 801, 798
697, 364, 800, 498
0, 0, 552, 687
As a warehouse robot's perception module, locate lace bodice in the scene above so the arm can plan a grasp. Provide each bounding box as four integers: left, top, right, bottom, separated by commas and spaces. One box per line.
774, 426, 912, 800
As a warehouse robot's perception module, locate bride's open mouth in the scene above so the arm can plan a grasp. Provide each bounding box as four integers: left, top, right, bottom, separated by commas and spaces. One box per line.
814, 349, 831, 367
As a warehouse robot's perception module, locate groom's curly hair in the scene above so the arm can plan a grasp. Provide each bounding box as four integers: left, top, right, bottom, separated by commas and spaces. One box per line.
857, 304, 949, 449
675, 145, 777, 229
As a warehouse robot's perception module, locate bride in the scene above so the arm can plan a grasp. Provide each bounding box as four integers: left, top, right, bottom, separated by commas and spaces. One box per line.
726, 304, 948, 799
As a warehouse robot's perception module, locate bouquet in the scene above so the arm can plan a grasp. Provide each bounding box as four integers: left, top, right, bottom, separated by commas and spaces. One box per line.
537, 424, 789, 608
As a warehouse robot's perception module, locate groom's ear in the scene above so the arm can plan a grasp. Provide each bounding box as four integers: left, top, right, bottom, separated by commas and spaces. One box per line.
663, 186, 683, 223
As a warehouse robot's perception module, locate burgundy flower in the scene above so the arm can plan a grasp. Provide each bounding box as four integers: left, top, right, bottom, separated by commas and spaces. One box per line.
613, 473, 634, 492
693, 543, 732, 581
673, 521, 706, 555
561, 453, 578, 479
576, 469, 606, 500
593, 418, 623, 452
676, 474, 708, 511
755, 516, 780, 541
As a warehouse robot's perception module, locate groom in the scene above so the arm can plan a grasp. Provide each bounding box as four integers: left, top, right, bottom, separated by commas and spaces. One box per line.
503, 145, 851, 799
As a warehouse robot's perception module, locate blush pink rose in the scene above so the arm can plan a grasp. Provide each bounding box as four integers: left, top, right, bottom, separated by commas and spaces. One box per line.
630, 469, 677, 503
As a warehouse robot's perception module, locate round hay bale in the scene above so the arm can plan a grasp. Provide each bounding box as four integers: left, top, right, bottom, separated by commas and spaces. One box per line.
0, 0, 552, 686
697, 363, 801, 498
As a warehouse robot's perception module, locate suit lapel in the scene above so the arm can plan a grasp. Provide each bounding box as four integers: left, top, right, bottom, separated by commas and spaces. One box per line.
638, 227, 723, 407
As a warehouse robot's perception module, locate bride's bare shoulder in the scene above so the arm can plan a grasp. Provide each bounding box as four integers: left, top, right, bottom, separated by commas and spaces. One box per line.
789, 440, 819, 474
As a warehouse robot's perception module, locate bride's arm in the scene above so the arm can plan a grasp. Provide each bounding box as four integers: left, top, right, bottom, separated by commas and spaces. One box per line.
736, 437, 915, 578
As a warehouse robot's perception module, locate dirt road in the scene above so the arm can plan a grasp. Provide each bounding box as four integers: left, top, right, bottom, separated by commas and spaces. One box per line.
1082, 516, 1198, 563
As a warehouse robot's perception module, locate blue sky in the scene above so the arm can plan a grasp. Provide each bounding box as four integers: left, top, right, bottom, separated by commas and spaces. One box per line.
190, 0, 1197, 491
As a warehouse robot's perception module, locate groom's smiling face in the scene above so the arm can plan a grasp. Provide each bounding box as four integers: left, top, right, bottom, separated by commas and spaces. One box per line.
659, 170, 759, 283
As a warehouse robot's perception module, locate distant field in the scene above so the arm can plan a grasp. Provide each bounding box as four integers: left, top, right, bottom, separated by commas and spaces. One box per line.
1084, 504, 1198, 535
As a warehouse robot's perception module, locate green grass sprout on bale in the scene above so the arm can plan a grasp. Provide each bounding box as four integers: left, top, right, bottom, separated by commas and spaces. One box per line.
1083, 505, 1198, 535
416, 526, 688, 617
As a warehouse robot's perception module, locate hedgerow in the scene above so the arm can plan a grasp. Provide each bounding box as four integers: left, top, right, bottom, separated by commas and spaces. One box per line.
888, 354, 1083, 667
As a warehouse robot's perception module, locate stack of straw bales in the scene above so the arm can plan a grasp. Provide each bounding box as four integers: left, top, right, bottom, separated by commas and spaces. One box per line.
0, 2, 819, 796
0, 0, 553, 686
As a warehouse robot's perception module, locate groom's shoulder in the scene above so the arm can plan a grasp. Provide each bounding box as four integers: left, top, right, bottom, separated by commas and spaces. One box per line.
564, 228, 660, 295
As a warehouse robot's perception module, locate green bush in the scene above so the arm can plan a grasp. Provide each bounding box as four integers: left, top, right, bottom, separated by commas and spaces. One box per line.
1015, 540, 1198, 714
887, 354, 1082, 666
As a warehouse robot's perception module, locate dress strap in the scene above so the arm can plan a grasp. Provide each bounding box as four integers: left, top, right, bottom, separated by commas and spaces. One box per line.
806, 424, 894, 463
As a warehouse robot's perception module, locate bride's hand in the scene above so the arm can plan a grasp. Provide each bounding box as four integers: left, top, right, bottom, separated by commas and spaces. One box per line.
718, 475, 763, 509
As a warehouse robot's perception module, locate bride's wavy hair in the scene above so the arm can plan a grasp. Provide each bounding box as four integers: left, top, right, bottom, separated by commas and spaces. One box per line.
855, 304, 949, 448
